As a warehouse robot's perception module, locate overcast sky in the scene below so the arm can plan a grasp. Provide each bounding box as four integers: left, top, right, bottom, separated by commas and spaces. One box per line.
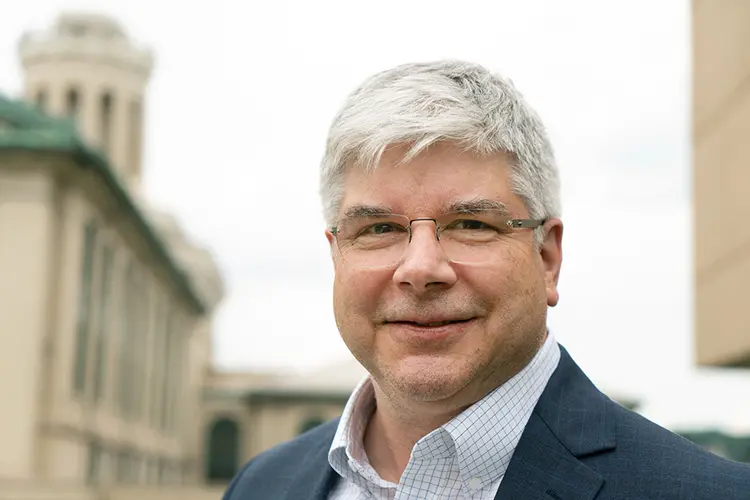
1, 0, 748, 433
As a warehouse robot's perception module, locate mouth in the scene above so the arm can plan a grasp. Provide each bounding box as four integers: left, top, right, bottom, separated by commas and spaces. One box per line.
384, 317, 476, 344
390, 319, 474, 327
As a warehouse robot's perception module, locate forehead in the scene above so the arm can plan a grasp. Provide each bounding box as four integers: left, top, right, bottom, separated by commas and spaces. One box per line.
339, 144, 523, 215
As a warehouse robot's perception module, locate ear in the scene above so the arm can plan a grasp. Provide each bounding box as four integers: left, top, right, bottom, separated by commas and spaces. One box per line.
539, 218, 563, 307
325, 229, 336, 264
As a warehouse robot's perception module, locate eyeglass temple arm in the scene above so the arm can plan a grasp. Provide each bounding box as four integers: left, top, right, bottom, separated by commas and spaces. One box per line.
508, 218, 547, 229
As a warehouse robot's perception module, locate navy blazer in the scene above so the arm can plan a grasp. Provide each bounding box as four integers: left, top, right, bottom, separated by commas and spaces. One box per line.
223, 346, 750, 499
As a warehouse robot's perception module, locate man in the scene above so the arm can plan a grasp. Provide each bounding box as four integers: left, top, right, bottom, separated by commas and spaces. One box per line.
224, 60, 750, 499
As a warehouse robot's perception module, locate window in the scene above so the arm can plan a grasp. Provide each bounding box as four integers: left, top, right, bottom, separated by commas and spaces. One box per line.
100, 92, 114, 156
66, 87, 80, 118
149, 297, 165, 427
206, 418, 240, 482
117, 263, 137, 418
148, 457, 159, 484
166, 316, 185, 433
160, 311, 175, 431
64, 23, 88, 37
131, 453, 142, 484
127, 99, 143, 178
130, 275, 142, 419
125, 276, 151, 422
87, 441, 102, 485
158, 458, 166, 485
100, 449, 111, 484
92, 247, 114, 402
299, 416, 326, 434
73, 222, 97, 395
116, 450, 129, 484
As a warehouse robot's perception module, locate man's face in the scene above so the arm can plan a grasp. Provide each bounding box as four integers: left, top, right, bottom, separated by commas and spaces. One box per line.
326, 143, 563, 405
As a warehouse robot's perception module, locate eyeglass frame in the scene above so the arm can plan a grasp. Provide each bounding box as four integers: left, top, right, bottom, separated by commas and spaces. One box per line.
329, 210, 547, 266
331, 216, 545, 240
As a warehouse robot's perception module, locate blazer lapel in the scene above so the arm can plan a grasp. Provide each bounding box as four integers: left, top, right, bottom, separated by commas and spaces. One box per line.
494, 413, 604, 500
495, 346, 616, 500
281, 426, 341, 500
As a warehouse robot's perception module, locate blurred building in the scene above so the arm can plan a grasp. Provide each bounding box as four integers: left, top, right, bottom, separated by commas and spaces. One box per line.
0, 12, 360, 499
691, 0, 750, 465
202, 359, 367, 484
0, 11, 225, 494
693, 0, 750, 367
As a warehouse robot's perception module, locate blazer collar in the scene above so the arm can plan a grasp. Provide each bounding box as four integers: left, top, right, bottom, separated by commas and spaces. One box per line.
494, 345, 616, 500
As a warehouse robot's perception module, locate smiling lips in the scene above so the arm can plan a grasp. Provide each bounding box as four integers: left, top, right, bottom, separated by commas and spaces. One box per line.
390, 318, 474, 327
384, 317, 476, 344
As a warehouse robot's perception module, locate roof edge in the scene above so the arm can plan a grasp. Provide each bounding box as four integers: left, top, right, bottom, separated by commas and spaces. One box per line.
0, 95, 206, 314
73, 138, 206, 314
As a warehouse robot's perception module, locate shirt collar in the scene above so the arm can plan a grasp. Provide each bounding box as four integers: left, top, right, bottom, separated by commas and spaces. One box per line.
328, 373, 381, 485
442, 330, 560, 488
328, 331, 561, 490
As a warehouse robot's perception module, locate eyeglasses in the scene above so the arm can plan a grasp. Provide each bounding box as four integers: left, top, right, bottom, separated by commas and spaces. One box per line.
331, 209, 545, 269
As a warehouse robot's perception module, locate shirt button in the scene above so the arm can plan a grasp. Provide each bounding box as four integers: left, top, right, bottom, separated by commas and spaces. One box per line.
467, 477, 482, 490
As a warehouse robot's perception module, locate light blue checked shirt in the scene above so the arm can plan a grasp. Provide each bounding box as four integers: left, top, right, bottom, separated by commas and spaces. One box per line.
327, 331, 561, 500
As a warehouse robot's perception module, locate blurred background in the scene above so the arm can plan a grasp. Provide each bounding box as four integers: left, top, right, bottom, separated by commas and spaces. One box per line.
0, 0, 748, 498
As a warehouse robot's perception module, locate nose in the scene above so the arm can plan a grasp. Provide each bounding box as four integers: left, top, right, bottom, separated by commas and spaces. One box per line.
392, 220, 458, 293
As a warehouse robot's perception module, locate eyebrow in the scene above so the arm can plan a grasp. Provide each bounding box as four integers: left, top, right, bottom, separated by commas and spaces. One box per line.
447, 198, 511, 215
343, 204, 395, 219
341, 198, 511, 219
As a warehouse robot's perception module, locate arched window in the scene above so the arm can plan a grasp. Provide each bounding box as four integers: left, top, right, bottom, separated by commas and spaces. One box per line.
299, 416, 326, 435
206, 418, 240, 482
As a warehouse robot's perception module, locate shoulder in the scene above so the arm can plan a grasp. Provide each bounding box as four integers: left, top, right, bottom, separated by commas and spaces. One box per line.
222, 418, 340, 500
600, 402, 750, 498
548, 346, 750, 497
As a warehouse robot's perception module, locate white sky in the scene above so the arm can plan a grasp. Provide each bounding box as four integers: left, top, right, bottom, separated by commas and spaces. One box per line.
1, 0, 748, 434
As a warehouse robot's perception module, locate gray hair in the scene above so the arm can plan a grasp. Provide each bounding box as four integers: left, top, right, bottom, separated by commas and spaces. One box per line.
319, 60, 561, 243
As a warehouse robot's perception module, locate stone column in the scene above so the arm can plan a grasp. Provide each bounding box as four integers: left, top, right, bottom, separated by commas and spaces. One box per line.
0, 167, 56, 479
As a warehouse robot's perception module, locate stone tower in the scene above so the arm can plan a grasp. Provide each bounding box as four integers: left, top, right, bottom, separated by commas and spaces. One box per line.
18, 12, 153, 189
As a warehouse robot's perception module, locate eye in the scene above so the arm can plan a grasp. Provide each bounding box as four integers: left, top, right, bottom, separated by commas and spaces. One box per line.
445, 218, 495, 231
359, 222, 406, 236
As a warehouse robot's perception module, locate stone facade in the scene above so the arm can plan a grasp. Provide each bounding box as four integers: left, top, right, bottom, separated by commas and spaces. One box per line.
0, 12, 225, 493
0, 13, 359, 499
693, 0, 750, 367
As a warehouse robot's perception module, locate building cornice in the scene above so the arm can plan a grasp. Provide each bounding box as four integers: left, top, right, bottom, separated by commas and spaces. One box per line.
0, 95, 206, 314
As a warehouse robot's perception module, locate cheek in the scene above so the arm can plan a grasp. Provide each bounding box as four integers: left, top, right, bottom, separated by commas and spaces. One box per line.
332, 269, 391, 365
332, 268, 389, 324
464, 252, 526, 294
461, 250, 547, 318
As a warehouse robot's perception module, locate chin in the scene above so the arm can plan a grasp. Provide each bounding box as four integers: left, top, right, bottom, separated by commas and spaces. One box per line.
384, 356, 475, 402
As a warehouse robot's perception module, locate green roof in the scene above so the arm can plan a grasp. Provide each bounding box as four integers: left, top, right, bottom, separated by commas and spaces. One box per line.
0, 94, 206, 314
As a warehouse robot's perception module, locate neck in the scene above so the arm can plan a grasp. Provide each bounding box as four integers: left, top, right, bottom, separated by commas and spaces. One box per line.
362, 384, 473, 483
